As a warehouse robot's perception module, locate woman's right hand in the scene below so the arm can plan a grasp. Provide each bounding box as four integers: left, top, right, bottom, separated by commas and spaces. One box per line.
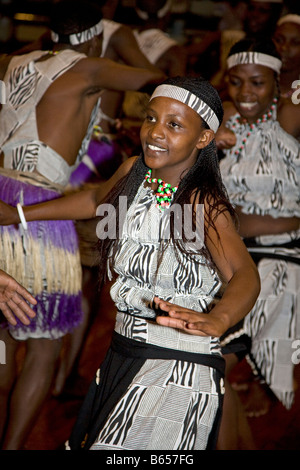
0, 200, 19, 225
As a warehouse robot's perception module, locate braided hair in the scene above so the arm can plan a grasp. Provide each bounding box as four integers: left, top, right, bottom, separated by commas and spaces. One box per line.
97, 76, 236, 285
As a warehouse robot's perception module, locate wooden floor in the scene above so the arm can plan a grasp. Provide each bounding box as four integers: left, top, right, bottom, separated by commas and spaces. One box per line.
16, 283, 300, 451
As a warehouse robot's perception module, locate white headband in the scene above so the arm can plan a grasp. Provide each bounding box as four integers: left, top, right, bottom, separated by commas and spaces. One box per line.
277, 14, 300, 27
150, 84, 220, 133
51, 19, 103, 46
227, 51, 282, 74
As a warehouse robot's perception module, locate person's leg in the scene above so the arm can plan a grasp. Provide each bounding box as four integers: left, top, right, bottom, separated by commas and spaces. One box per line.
1, 336, 62, 450
0, 328, 19, 447
217, 353, 256, 450
52, 265, 98, 396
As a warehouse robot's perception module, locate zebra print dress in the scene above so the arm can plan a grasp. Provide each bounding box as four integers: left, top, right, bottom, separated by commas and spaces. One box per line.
68, 182, 226, 450
220, 112, 300, 409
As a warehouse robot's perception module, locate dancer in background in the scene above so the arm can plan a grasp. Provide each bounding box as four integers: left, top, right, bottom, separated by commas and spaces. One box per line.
273, 14, 300, 114
216, 38, 299, 447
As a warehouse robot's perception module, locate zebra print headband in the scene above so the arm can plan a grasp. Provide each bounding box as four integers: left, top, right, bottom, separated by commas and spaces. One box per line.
51, 19, 103, 46
149, 84, 220, 132
227, 52, 282, 74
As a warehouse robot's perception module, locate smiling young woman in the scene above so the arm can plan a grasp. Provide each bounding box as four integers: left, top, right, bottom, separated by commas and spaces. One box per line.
215, 37, 300, 447
0, 76, 260, 450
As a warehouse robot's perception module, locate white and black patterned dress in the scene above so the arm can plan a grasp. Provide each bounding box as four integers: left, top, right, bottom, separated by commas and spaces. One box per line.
68, 182, 226, 450
220, 111, 300, 409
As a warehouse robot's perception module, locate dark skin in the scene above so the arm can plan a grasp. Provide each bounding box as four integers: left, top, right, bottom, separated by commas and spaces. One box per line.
215, 63, 300, 238
0, 270, 37, 326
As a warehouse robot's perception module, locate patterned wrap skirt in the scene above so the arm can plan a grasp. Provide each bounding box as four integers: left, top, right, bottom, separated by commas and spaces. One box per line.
68, 313, 225, 451
0, 169, 83, 340
221, 236, 300, 409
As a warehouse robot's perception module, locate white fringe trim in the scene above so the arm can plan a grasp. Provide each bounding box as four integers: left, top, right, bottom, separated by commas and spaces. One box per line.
0, 231, 82, 295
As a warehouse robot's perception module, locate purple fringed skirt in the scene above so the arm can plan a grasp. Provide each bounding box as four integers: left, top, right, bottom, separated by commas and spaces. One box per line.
0, 172, 83, 340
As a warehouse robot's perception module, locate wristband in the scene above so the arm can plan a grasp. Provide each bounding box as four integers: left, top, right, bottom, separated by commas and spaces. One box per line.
16, 203, 28, 230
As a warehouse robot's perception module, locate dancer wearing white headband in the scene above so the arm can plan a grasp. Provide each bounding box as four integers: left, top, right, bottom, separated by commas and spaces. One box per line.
216, 37, 300, 449
0, 0, 165, 451
0, 76, 260, 450
50, 19, 103, 46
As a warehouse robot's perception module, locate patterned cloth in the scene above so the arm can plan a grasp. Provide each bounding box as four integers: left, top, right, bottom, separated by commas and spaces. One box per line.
0, 49, 100, 339
220, 111, 300, 408
68, 182, 226, 450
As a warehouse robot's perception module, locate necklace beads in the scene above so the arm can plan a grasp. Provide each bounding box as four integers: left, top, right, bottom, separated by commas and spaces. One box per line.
232, 97, 278, 158
145, 169, 178, 210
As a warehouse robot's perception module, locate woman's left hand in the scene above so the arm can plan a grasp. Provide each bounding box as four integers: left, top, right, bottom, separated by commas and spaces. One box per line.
153, 297, 229, 337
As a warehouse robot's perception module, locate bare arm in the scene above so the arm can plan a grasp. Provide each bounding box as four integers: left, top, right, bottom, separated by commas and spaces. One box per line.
109, 25, 160, 72
235, 207, 300, 238
89, 56, 166, 93
0, 156, 138, 225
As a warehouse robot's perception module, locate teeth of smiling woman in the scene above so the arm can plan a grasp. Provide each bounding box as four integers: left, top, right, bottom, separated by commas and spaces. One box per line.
148, 144, 167, 152
239, 102, 256, 110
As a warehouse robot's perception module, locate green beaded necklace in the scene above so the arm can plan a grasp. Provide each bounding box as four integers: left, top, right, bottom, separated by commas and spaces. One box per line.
145, 169, 178, 210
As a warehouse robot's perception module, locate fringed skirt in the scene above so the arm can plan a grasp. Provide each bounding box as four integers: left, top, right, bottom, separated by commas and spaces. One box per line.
0, 170, 83, 340
68, 326, 225, 451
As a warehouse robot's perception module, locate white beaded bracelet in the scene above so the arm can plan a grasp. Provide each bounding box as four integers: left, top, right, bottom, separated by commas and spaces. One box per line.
16, 203, 28, 230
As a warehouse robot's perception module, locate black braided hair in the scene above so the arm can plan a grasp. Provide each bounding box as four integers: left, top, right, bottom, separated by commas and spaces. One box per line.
97, 76, 236, 286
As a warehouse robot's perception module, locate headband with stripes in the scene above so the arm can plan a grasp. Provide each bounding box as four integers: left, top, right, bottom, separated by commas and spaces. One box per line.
149, 84, 220, 132
50, 19, 103, 46
227, 51, 282, 74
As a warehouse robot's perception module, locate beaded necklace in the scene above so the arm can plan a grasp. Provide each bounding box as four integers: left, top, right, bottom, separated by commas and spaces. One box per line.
231, 97, 278, 158
145, 169, 178, 210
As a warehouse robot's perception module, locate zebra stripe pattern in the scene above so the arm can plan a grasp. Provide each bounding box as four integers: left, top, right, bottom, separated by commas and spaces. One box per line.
150, 84, 220, 132
227, 51, 282, 74
50, 20, 103, 46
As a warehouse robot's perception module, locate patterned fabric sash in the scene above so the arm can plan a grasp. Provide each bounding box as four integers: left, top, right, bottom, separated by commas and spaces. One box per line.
244, 237, 300, 265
